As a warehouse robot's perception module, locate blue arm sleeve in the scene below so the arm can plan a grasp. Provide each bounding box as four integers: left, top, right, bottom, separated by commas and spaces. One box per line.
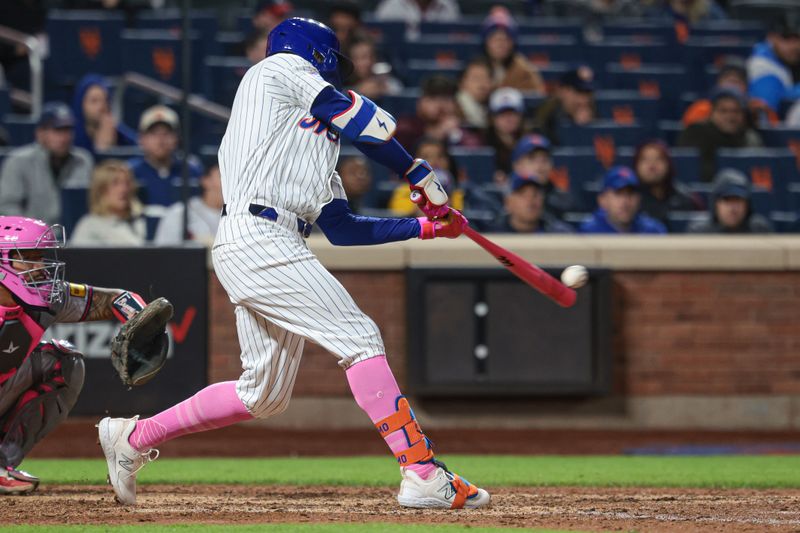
316, 198, 420, 246
749, 76, 785, 111
311, 86, 414, 177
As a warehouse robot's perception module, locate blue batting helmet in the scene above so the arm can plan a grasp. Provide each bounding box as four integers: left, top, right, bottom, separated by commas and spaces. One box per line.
267, 17, 353, 88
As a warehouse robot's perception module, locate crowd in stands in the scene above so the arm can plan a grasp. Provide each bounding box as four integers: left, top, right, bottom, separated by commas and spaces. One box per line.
0, 0, 799, 245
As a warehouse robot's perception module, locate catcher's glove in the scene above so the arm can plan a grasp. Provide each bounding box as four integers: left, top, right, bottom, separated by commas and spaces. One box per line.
111, 297, 174, 387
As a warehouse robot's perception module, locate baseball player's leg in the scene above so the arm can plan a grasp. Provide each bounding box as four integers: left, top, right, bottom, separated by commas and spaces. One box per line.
0, 343, 85, 493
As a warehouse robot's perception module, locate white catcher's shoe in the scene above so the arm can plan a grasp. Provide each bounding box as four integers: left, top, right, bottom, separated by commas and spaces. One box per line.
97, 416, 158, 505
397, 464, 491, 509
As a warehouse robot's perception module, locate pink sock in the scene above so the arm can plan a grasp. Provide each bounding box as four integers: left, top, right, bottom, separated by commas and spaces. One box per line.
346, 356, 437, 480
128, 381, 253, 451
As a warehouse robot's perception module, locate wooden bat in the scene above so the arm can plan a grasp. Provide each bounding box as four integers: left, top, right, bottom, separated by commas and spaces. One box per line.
463, 226, 577, 308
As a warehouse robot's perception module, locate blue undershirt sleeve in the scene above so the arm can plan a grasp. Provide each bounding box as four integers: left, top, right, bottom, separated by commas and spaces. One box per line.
316, 199, 420, 246
311, 86, 414, 177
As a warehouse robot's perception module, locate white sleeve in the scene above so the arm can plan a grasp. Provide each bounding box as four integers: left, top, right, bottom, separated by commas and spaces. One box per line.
329, 171, 348, 201
262, 54, 332, 111
153, 204, 185, 246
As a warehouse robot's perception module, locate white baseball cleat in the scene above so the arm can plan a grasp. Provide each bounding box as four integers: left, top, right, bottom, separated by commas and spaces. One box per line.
397, 464, 491, 509
97, 416, 159, 505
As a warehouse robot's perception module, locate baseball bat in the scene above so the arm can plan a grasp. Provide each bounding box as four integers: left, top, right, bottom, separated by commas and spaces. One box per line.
462, 226, 577, 308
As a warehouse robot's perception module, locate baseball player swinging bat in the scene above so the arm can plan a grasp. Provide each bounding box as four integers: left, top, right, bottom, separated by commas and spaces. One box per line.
410, 191, 576, 308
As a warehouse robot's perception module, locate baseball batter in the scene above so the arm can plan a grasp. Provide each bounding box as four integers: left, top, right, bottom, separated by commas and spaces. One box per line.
99, 18, 490, 509
0, 216, 161, 494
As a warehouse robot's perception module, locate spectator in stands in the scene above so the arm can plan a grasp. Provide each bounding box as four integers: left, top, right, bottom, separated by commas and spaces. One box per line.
395, 75, 480, 148
485, 87, 527, 180
243, 30, 269, 65
71, 74, 137, 156
388, 137, 500, 217
655, 0, 727, 25
328, 1, 365, 53
687, 168, 772, 234
154, 162, 223, 246
374, 0, 460, 40
534, 66, 596, 145
457, 58, 493, 130
71, 159, 146, 246
633, 140, 703, 230
0, 103, 93, 225
511, 134, 575, 217
344, 35, 402, 101
252, 0, 293, 32
129, 105, 203, 207
479, 6, 546, 94
489, 173, 573, 234
579, 166, 667, 234
678, 87, 762, 182
748, 16, 800, 114
682, 56, 749, 126
337, 156, 373, 214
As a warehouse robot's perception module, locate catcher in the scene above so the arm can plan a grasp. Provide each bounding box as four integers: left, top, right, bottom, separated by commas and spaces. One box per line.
0, 216, 171, 494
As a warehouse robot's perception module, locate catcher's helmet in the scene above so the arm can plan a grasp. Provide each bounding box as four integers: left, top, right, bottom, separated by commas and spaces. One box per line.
0, 216, 66, 309
267, 17, 353, 88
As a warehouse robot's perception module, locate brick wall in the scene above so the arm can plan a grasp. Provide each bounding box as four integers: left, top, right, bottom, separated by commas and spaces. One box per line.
209, 271, 800, 399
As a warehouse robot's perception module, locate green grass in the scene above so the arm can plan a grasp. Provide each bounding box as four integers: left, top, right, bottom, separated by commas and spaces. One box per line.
1, 526, 573, 533
18, 455, 800, 489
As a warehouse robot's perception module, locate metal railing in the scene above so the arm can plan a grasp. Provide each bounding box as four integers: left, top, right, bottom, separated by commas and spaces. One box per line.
111, 71, 230, 123
0, 25, 44, 119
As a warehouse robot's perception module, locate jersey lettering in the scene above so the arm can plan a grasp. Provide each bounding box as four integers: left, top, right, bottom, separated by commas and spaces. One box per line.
297, 117, 340, 143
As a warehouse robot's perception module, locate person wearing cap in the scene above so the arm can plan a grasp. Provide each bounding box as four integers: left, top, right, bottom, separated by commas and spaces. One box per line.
0, 102, 93, 225
456, 58, 493, 130
678, 87, 762, 182
71, 73, 138, 156
128, 105, 203, 208
687, 168, 772, 234
489, 173, 573, 234
394, 75, 480, 149
511, 133, 575, 217
479, 6, 545, 94
252, 0, 293, 32
485, 87, 528, 179
154, 161, 223, 246
579, 166, 666, 235
534, 66, 596, 145
682, 56, 753, 127
747, 15, 800, 113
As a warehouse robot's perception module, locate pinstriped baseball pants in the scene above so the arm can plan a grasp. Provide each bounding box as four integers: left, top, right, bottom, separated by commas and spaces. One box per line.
213, 214, 386, 418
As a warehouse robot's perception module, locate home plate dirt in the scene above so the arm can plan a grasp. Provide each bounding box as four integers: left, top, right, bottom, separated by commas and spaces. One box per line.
6, 485, 800, 532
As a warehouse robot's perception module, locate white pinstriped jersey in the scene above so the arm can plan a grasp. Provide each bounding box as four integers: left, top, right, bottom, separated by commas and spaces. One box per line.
217, 53, 340, 227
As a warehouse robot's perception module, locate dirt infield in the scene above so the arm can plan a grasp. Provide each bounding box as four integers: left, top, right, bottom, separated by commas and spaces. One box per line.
7, 485, 800, 532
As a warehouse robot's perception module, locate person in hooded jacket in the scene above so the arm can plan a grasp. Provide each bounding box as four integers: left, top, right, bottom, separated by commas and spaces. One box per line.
687, 168, 773, 234
633, 140, 703, 231
479, 6, 545, 94
71, 74, 137, 156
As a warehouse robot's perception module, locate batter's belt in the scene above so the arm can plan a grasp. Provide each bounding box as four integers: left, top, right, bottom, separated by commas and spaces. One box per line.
222, 203, 313, 238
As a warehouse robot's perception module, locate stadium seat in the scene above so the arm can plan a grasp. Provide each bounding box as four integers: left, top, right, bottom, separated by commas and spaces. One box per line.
682, 37, 756, 83
655, 120, 684, 146
759, 127, 800, 149
403, 36, 481, 63
594, 91, 659, 131
557, 121, 646, 149
0, 87, 9, 121
667, 211, 708, 233
3, 116, 37, 147
45, 10, 125, 89
61, 187, 89, 237
451, 147, 496, 184
603, 64, 689, 120
551, 147, 608, 210
382, 90, 421, 117
587, 39, 673, 70
716, 148, 798, 210
517, 36, 581, 65
419, 17, 584, 42
404, 60, 462, 87
690, 20, 766, 42
205, 56, 252, 106
135, 9, 219, 51
121, 30, 206, 92
601, 20, 676, 44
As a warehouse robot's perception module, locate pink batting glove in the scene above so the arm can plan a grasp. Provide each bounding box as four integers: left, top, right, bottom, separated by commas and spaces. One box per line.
417, 208, 469, 240
410, 190, 450, 219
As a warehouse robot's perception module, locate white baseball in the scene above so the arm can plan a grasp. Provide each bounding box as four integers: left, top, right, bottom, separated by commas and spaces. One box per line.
560, 265, 588, 289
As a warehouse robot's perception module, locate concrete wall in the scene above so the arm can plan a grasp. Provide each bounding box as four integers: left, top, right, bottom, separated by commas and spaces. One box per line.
207, 236, 800, 430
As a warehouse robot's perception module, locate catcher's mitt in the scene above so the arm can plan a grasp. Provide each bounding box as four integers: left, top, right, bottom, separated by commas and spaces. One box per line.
111, 297, 174, 387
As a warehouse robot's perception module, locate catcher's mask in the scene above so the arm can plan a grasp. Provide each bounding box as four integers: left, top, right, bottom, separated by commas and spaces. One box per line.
0, 216, 66, 310
267, 17, 354, 89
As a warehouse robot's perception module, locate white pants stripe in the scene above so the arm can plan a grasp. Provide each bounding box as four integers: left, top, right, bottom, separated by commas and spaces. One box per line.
213, 214, 385, 418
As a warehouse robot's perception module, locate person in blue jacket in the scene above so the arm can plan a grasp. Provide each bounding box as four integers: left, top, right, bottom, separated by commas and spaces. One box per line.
580, 166, 667, 235
71, 74, 137, 156
747, 16, 800, 113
